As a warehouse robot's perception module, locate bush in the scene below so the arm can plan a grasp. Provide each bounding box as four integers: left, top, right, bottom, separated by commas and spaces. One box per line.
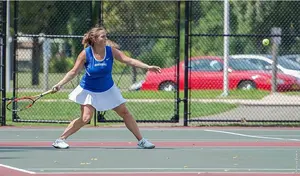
49, 57, 74, 73
138, 39, 175, 69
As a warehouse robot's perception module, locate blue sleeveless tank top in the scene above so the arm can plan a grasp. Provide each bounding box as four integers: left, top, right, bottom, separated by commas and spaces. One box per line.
79, 46, 114, 92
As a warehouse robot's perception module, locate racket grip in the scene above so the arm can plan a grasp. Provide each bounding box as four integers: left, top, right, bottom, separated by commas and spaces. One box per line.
43, 89, 55, 95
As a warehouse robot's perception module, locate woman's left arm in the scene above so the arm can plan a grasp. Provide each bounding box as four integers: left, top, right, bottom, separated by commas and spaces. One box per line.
112, 47, 161, 73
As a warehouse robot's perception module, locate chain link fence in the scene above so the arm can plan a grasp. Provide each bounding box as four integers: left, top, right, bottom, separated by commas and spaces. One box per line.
10, 1, 180, 124
4, 1, 300, 126
187, 1, 300, 126
11, 1, 93, 123
95, 1, 180, 123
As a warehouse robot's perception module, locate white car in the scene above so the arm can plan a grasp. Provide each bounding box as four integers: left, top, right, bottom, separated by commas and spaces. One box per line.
231, 54, 300, 79
279, 54, 300, 65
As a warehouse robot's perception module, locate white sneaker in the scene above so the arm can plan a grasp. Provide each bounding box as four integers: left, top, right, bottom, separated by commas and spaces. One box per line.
137, 138, 155, 149
52, 138, 69, 149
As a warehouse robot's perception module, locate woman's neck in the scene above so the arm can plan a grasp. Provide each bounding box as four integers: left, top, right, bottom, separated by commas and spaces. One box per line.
92, 45, 105, 55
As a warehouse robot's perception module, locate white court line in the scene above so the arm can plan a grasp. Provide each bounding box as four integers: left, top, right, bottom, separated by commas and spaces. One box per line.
27, 168, 295, 171
35, 171, 296, 175
204, 129, 300, 141
0, 163, 36, 174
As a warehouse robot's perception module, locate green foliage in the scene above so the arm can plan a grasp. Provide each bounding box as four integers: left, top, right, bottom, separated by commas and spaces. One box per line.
188, 1, 300, 56
101, 1, 177, 69
14, 1, 300, 58
17, 1, 91, 35
190, 1, 224, 56
49, 57, 74, 73
138, 39, 175, 69
18, 1, 56, 33
230, 1, 276, 54
102, 1, 176, 35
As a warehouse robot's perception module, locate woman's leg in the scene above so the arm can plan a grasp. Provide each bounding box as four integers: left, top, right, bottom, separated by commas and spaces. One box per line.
52, 104, 95, 149
60, 104, 95, 139
113, 103, 142, 141
113, 103, 155, 149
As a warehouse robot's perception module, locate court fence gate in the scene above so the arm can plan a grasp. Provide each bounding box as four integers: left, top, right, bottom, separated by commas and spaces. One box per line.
2, 1, 300, 127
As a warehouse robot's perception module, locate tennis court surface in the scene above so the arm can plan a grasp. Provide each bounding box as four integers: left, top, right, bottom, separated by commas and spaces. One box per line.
0, 126, 300, 176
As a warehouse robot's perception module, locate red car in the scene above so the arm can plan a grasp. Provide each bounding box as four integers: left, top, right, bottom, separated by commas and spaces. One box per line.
140, 56, 300, 91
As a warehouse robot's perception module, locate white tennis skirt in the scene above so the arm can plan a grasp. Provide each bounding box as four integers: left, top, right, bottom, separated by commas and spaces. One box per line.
68, 84, 126, 111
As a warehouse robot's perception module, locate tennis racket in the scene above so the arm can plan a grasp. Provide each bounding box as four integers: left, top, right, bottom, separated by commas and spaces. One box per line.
6, 89, 55, 112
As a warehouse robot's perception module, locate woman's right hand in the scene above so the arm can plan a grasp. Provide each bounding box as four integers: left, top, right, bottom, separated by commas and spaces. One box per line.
52, 84, 62, 93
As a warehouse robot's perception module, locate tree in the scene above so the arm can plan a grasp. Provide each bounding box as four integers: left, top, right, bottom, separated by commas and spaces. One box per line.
231, 1, 276, 54
15, 1, 92, 85
189, 1, 224, 56
101, 1, 178, 83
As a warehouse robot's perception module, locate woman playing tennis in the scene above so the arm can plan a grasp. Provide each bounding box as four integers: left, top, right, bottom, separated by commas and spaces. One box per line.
51, 25, 161, 149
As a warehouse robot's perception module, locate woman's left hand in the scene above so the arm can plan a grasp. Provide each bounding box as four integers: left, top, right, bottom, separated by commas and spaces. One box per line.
148, 66, 161, 73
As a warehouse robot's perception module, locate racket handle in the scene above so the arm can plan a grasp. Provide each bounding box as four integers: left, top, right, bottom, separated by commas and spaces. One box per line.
42, 89, 55, 96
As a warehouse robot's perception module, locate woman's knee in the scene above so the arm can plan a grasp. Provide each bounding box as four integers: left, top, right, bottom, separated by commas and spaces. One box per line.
114, 104, 131, 118
80, 105, 94, 124
120, 108, 131, 118
80, 115, 92, 124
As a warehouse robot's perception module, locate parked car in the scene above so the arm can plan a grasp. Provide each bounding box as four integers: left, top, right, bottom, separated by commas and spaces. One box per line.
139, 56, 300, 92
231, 54, 300, 79
278, 54, 300, 65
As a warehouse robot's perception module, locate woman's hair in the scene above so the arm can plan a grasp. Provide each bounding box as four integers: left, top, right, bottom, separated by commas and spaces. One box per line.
82, 25, 119, 49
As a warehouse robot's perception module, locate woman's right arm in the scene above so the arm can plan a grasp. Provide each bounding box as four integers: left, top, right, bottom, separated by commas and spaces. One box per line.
52, 50, 86, 91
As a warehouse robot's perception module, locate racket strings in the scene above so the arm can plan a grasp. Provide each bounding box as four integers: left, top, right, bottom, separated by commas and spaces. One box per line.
7, 98, 34, 111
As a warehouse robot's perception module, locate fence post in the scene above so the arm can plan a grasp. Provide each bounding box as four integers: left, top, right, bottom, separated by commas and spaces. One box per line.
183, 1, 190, 127
5, 0, 10, 92
12, 0, 18, 122
174, 1, 181, 123
222, 0, 230, 97
1, 0, 7, 126
271, 27, 281, 93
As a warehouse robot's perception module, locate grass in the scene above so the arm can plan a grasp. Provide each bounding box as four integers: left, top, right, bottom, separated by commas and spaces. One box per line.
122, 89, 270, 99
4, 72, 298, 127
3, 88, 296, 127
4, 100, 237, 125
5, 89, 270, 100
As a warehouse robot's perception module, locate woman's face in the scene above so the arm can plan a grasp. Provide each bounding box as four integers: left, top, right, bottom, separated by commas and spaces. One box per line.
94, 30, 107, 46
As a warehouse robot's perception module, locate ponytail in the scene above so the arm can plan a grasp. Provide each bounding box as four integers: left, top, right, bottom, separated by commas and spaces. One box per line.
82, 33, 89, 48
82, 25, 120, 49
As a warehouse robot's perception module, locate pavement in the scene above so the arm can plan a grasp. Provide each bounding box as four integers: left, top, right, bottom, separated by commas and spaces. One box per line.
189, 93, 300, 123
187, 93, 300, 106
